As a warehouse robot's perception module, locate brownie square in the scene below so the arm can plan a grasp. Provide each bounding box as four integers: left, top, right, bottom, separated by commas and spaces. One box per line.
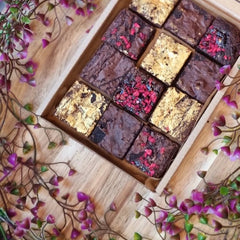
113, 67, 164, 120
55, 81, 108, 137
198, 18, 240, 65
141, 33, 191, 85
126, 126, 179, 178
80, 44, 135, 97
164, 0, 214, 46
150, 87, 202, 142
176, 53, 222, 103
90, 104, 142, 159
130, 0, 179, 27
102, 9, 154, 60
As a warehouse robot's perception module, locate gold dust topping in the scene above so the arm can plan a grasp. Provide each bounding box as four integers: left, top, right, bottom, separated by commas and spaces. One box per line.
141, 33, 191, 85
130, 0, 178, 26
150, 87, 202, 142
55, 81, 108, 136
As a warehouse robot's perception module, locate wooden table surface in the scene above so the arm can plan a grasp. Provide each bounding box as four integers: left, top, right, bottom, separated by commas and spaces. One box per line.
6, 0, 240, 239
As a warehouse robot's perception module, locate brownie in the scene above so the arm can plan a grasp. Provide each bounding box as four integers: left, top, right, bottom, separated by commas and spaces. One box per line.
55, 81, 108, 136
176, 53, 222, 103
141, 33, 191, 85
90, 104, 142, 158
164, 0, 214, 46
80, 44, 135, 97
126, 126, 179, 178
113, 67, 164, 120
130, 0, 178, 27
150, 87, 202, 142
198, 18, 240, 65
102, 9, 154, 60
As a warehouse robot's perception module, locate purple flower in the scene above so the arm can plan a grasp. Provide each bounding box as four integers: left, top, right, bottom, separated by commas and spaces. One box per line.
186, 233, 197, 240
219, 65, 231, 75
77, 192, 89, 202
220, 146, 231, 156
7, 208, 17, 218
71, 228, 80, 239
49, 175, 59, 186
188, 204, 202, 215
230, 147, 240, 161
110, 202, 117, 211
144, 206, 152, 217
214, 204, 229, 219
23, 29, 33, 44
86, 202, 95, 213
52, 227, 60, 236
212, 126, 222, 136
68, 169, 76, 176
212, 219, 222, 231
42, 39, 50, 48
17, 218, 31, 230
168, 224, 181, 236
20, 74, 30, 83
222, 95, 230, 104
76, 7, 85, 16
14, 227, 25, 237
66, 16, 73, 26
148, 198, 157, 207
46, 214, 55, 224
0, 53, 9, 62
191, 189, 204, 203
78, 209, 87, 221
229, 199, 237, 212
27, 78, 36, 87
213, 115, 226, 127
168, 195, 177, 207
7, 153, 17, 166
228, 100, 238, 109
17, 48, 28, 59
215, 80, 224, 90
179, 199, 194, 213
155, 210, 168, 223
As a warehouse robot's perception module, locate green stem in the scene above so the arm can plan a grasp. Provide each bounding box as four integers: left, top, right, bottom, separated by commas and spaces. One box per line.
0, 223, 7, 240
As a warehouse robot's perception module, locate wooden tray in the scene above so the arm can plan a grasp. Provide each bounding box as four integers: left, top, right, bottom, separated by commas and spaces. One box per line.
42, 0, 240, 192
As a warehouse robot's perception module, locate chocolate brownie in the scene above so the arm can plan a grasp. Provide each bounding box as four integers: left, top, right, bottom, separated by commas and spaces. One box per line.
102, 9, 154, 60
113, 67, 164, 120
90, 104, 142, 158
198, 18, 240, 65
55, 81, 108, 136
80, 44, 135, 97
150, 87, 202, 142
176, 53, 222, 103
141, 33, 191, 85
130, 0, 179, 27
126, 126, 179, 178
164, 0, 214, 46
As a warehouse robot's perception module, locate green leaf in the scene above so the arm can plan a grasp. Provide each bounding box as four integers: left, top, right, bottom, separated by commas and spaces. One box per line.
21, 16, 30, 24
167, 214, 175, 222
10, 7, 18, 14
41, 166, 49, 173
220, 186, 229, 196
10, 188, 20, 196
134, 232, 142, 240
236, 203, 240, 213
24, 115, 35, 125
236, 176, 240, 182
24, 103, 33, 111
23, 141, 33, 154
184, 214, 189, 221
231, 182, 238, 190
37, 220, 42, 228
212, 149, 218, 155
185, 221, 193, 233
50, 237, 57, 240
48, 142, 57, 149
222, 136, 232, 144
26, 66, 33, 74
48, 3, 55, 10
197, 232, 206, 240
135, 210, 141, 219
199, 216, 208, 225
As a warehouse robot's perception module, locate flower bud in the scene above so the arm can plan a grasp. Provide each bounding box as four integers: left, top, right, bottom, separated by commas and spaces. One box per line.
134, 192, 142, 202
144, 206, 152, 217
212, 126, 222, 136
197, 171, 207, 179
212, 219, 222, 231
46, 214, 55, 224
70, 228, 80, 239
168, 195, 177, 208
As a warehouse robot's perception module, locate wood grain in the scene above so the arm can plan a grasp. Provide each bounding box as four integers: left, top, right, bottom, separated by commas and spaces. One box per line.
3, 0, 240, 239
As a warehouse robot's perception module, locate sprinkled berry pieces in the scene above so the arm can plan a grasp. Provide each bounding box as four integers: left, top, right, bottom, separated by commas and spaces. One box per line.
113, 68, 164, 121
198, 18, 240, 65
102, 9, 154, 60
126, 126, 179, 178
